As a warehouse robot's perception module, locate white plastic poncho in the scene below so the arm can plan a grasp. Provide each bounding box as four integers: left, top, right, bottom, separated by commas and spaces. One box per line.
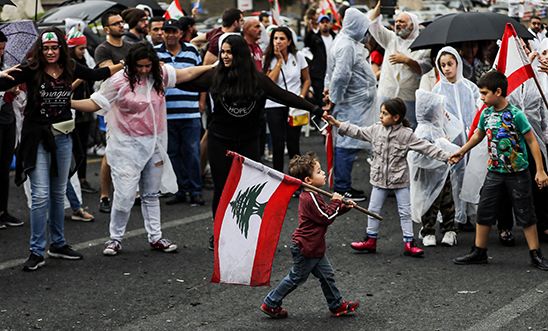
408, 90, 460, 223
91, 65, 178, 212
368, 11, 430, 102
324, 8, 377, 149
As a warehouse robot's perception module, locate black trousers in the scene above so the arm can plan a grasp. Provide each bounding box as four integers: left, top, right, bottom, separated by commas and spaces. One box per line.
266, 107, 301, 172
208, 133, 261, 218
75, 121, 91, 180
0, 122, 15, 212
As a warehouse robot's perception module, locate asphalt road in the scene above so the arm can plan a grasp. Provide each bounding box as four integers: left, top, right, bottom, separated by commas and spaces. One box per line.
1, 132, 548, 331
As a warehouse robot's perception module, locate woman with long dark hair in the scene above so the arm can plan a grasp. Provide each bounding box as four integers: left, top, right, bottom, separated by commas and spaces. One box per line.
71, 42, 214, 257
0, 27, 123, 271
263, 26, 311, 172
176, 34, 319, 250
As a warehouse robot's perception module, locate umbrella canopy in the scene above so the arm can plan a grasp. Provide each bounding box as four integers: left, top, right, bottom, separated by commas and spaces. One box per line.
0, 0, 15, 6
0, 20, 38, 67
93, 0, 164, 16
410, 11, 534, 51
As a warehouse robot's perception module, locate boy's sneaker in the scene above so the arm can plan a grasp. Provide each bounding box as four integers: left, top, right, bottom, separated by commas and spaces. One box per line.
80, 180, 97, 194
260, 303, 288, 319
99, 197, 111, 213
47, 245, 83, 260
150, 238, 177, 252
71, 208, 95, 222
336, 188, 367, 202
22, 253, 45, 272
0, 212, 24, 227
330, 300, 360, 317
350, 236, 377, 253
422, 235, 436, 247
453, 246, 488, 265
103, 240, 122, 256
441, 231, 457, 247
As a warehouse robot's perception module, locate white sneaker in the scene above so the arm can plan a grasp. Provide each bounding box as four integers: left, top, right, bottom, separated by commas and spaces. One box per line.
422, 235, 436, 247
103, 239, 122, 256
441, 231, 457, 247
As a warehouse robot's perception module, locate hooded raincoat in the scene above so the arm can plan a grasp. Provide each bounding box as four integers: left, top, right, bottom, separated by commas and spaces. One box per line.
368, 12, 430, 102
408, 90, 459, 223
432, 46, 481, 223
325, 8, 377, 149
91, 65, 178, 212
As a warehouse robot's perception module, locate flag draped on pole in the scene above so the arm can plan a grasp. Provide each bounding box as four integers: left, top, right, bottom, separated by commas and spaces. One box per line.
468, 23, 535, 139
269, 0, 282, 26
211, 151, 301, 286
164, 0, 185, 20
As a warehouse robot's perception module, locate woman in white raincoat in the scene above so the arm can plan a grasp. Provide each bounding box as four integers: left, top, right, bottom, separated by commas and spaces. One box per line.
71, 42, 214, 256
324, 7, 377, 198
432, 46, 480, 231
408, 90, 460, 247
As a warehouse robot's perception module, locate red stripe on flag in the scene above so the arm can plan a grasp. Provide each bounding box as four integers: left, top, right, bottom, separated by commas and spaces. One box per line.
507, 65, 535, 94
175, 0, 182, 12
211, 154, 244, 284
249, 175, 301, 286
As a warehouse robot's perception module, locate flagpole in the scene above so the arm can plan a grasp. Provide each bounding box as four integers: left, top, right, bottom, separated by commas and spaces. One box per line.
301, 182, 383, 220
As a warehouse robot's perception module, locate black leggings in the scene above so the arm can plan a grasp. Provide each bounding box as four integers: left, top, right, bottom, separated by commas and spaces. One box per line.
208, 133, 261, 218
0, 122, 15, 212
266, 107, 301, 172
75, 121, 91, 180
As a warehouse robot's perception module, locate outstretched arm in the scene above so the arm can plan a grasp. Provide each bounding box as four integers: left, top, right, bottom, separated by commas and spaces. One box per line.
71, 99, 101, 113
175, 64, 215, 84
449, 129, 485, 164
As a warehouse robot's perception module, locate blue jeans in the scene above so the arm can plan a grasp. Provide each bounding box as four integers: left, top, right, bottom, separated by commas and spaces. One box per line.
167, 118, 202, 197
29, 134, 72, 256
264, 243, 343, 310
366, 186, 414, 241
334, 147, 360, 192
66, 180, 81, 211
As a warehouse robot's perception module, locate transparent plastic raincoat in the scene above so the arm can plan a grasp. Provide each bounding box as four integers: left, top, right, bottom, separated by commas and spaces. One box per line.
91, 65, 178, 212
408, 90, 459, 223
325, 8, 377, 149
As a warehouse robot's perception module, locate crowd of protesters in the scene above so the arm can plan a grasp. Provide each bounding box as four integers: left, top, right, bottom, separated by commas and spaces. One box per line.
0, 0, 548, 306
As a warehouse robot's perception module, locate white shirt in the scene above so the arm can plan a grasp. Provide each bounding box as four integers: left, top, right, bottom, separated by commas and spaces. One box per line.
321, 34, 334, 53
265, 51, 308, 108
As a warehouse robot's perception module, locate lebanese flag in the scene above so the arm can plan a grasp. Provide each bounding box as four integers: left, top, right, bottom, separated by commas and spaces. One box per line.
269, 0, 282, 26
468, 23, 535, 139
211, 151, 301, 286
164, 0, 184, 20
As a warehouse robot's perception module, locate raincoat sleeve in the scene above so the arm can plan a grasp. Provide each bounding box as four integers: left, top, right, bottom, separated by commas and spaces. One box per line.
162, 64, 177, 89
407, 132, 450, 162
367, 16, 395, 50
337, 121, 373, 142
260, 74, 318, 112
90, 73, 125, 115
329, 45, 354, 104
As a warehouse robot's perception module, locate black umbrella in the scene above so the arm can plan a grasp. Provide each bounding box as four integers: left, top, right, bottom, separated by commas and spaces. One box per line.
410, 12, 534, 51
0, 0, 15, 6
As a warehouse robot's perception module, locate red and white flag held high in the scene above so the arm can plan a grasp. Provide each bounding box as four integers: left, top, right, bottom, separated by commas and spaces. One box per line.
211, 151, 301, 286
164, 0, 185, 20
269, 0, 282, 26
468, 23, 535, 139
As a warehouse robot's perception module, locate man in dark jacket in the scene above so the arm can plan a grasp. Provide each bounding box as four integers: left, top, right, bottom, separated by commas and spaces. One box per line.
304, 14, 336, 107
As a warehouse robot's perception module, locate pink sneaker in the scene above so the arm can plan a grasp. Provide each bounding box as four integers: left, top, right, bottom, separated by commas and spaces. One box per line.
150, 238, 178, 252
350, 237, 377, 253
330, 300, 360, 317
403, 240, 424, 257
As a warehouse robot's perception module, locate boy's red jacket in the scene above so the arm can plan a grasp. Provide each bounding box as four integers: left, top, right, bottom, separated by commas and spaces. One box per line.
292, 191, 350, 258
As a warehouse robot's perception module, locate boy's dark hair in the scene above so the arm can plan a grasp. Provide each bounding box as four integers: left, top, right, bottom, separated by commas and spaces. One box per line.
222, 8, 243, 27
258, 11, 269, 22
150, 16, 165, 24
477, 70, 508, 97
288, 152, 319, 181
381, 98, 411, 127
101, 10, 121, 28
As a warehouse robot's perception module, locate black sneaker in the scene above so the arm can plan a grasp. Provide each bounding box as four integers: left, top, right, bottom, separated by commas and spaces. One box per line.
458, 220, 476, 232
47, 245, 83, 260
530, 249, 548, 271
208, 235, 214, 251
336, 188, 367, 202
453, 246, 488, 265
22, 253, 45, 272
190, 194, 205, 207
166, 193, 187, 205
99, 197, 111, 213
0, 212, 24, 227
80, 180, 98, 194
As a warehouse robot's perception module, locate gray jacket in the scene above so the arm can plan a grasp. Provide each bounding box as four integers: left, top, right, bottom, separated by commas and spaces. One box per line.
338, 122, 451, 189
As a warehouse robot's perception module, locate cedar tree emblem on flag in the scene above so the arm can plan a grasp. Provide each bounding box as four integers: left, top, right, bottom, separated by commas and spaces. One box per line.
230, 182, 267, 239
